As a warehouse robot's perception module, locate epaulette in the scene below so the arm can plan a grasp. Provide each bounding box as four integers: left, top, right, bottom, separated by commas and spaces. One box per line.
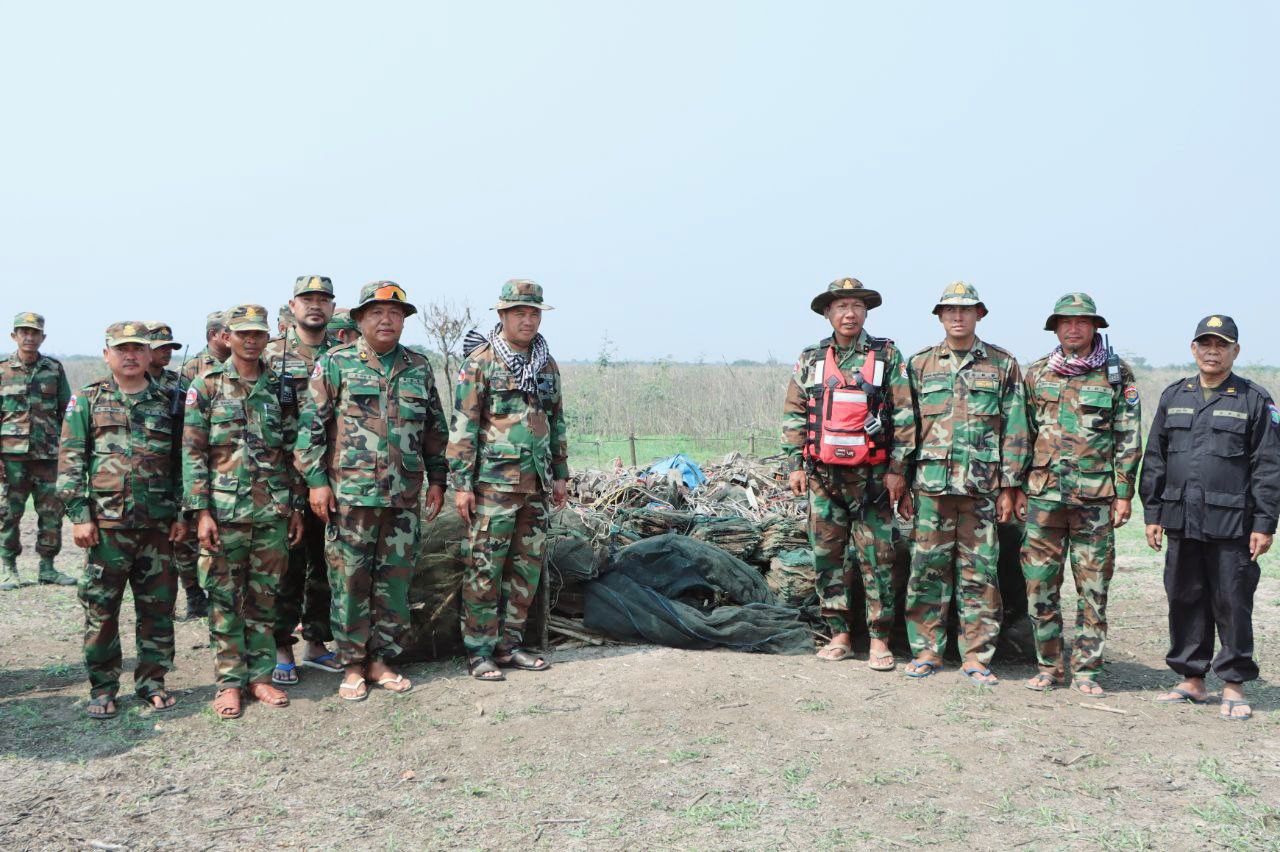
403, 347, 431, 366
982, 341, 1017, 359
1027, 354, 1052, 370
866, 335, 894, 352
910, 344, 936, 360
1163, 377, 1190, 397
42, 354, 63, 366
467, 341, 493, 359
1243, 378, 1273, 398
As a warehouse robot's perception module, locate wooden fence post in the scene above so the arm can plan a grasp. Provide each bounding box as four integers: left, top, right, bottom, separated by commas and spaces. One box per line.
749, 434, 755, 456
628, 433, 638, 468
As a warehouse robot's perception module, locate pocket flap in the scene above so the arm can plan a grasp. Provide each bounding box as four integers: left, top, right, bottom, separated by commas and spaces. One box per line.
348, 381, 381, 397
921, 377, 951, 395
1079, 388, 1113, 408
481, 442, 522, 461
1210, 411, 1248, 433
1160, 484, 1183, 501
339, 448, 376, 469
210, 402, 245, 423
91, 406, 128, 427
1205, 490, 1245, 508
918, 446, 949, 462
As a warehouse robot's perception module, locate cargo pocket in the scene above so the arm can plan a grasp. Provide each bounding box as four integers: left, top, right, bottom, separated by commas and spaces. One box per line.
913, 446, 949, 493
967, 381, 1000, 417
1078, 387, 1114, 431
209, 402, 244, 446
90, 469, 124, 521
965, 446, 1000, 493
1158, 484, 1184, 530
337, 448, 378, 499
477, 442, 523, 487
1203, 490, 1245, 539
1209, 414, 1247, 458
919, 376, 952, 417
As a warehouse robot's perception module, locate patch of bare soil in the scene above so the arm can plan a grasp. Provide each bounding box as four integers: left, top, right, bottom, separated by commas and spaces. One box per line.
2, 516, 1278, 850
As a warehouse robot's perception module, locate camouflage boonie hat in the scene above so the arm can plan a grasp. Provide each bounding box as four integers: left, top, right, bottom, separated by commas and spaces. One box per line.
105, 321, 152, 347
327, 309, 357, 332
226, 304, 272, 333
493, 279, 554, 311
145, 321, 181, 350
13, 312, 44, 331
293, 275, 334, 297
1044, 292, 1108, 331
810, 277, 882, 315
932, 281, 988, 317
352, 281, 417, 318
206, 310, 228, 331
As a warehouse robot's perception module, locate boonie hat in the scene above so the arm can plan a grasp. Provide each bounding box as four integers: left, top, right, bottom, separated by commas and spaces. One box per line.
327, 309, 357, 332
1044, 292, 1108, 331
493, 279, 553, 311
932, 281, 988, 317
352, 281, 417, 318
810, 277, 882, 315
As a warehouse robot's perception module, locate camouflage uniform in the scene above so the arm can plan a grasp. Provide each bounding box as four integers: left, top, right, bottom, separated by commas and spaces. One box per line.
57, 322, 180, 700
263, 277, 342, 651
448, 280, 568, 660
898, 283, 1030, 666
1, 312, 72, 585
1021, 294, 1143, 682
780, 279, 913, 640
184, 305, 304, 689
295, 281, 448, 667
146, 322, 205, 614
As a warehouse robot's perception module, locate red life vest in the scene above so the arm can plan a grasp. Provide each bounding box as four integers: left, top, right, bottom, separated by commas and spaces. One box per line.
803, 343, 889, 467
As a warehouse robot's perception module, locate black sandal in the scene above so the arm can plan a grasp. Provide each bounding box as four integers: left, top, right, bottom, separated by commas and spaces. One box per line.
468, 656, 506, 681
496, 647, 550, 672
142, 689, 178, 713
86, 694, 117, 720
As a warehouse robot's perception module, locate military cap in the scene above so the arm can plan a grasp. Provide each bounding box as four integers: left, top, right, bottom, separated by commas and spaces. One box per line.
293, 275, 335, 297
226, 304, 272, 333
1193, 314, 1238, 344
493, 279, 554, 311
105, 321, 152, 347
810, 277, 881, 315
206, 310, 228, 332
352, 280, 417, 318
13, 311, 45, 331
327, 309, 357, 332
145, 321, 182, 350
1044, 292, 1108, 331
932, 281, 988, 317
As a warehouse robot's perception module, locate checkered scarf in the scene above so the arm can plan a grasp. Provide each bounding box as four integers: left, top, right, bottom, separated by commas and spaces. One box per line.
462, 323, 548, 394
1047, 334, 1107, 377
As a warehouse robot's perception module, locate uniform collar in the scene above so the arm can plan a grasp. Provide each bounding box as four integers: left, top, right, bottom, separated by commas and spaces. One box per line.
221, 357, 270, 387
7, 352, 41, 369
833, 330, 870, 353
356, 337, 405, 376
935, 337, 987, 360
1186, 372, 1242, 403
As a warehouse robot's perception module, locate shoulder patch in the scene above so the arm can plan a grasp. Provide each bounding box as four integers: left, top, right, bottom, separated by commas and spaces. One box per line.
1268, 403, 1279, 426
65, 393, 77, 414
311, 363, 323, 380
185, 387, 198, 407
1124, 385, 1140, 407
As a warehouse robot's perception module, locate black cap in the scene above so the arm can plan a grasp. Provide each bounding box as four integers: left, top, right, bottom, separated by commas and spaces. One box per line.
1193, 314, 1238, 343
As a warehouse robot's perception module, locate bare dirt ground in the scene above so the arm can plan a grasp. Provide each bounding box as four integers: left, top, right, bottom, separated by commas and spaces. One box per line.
2, 512, 1279, 851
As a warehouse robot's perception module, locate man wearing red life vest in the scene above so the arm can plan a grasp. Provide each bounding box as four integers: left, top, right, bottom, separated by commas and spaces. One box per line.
782, 278, 915, 669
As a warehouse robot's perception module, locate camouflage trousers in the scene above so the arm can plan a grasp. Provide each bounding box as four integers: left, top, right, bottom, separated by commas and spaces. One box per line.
461, 488, 548, 658
0, 459, 62, 560
172, 532, 200, 595
79, 526, 175, 698
905, 492, 1002, 666
275, 508, 332, 646
806, 465, 896, 639
198, 521, 287, 688
1021, 498, 1115, 680
325, 506, 418, 667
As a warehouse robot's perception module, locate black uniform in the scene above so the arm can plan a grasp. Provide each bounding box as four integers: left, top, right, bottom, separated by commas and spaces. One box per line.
1140, 373, 1280, 683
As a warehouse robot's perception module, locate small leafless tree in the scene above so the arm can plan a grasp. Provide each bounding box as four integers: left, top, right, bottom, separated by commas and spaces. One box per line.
419, 298, 475, 381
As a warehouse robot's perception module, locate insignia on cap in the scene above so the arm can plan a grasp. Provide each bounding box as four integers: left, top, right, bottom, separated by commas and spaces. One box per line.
24, 313, 37, 323
1207, 316, 1223, 328
951, 283, 967, 294
245, 307, 261, 319
842, 279, 855, 289
123, 324, 137, 336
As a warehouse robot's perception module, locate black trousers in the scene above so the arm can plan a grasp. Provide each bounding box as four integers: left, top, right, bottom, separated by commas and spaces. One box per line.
1164, 535, 1260, 683
273, 509, 333, 646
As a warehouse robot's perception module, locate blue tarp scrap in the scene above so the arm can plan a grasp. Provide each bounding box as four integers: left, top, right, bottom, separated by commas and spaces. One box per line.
643, 453, 707, 490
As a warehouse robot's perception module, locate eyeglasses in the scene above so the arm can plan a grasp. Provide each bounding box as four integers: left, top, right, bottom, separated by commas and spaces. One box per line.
373, 285, 406, 302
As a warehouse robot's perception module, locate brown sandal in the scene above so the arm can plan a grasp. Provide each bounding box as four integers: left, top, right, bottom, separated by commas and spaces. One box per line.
213, 687, 242, 720
247, 682, 290, 707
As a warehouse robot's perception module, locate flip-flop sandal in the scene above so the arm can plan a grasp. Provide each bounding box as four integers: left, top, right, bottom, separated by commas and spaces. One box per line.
142, 689, 178, 713
962, 666, 999, 685
1220, 699, 1252, 722
213, 688, 243, 720
272, 662, 299, 686
1155, 687, 1209, 705
816, 644, 852, 662
1072, 679, 1105, 697
468, 657, 506, 682
375, 673, 414, 694
868, 652, 897, 672
904, 660, 941, 679
338, 678, 368, 702
301, 652, 343, 673
496, 649, 550, 671
86, 694, 118, 721
1024, 673, 1063, 692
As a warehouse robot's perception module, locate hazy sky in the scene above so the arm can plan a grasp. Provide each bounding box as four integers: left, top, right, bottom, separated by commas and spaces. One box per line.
2, 2, 1276, 365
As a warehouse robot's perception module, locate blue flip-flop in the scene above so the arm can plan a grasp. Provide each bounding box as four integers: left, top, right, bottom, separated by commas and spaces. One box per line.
272, 662, 299, 685
301, 652, 343, 673
961, 665, 999, 685
904, 660, 941, 679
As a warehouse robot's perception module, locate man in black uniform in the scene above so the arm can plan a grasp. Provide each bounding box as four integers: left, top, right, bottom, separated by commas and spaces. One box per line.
1140, 315, 1279, 721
